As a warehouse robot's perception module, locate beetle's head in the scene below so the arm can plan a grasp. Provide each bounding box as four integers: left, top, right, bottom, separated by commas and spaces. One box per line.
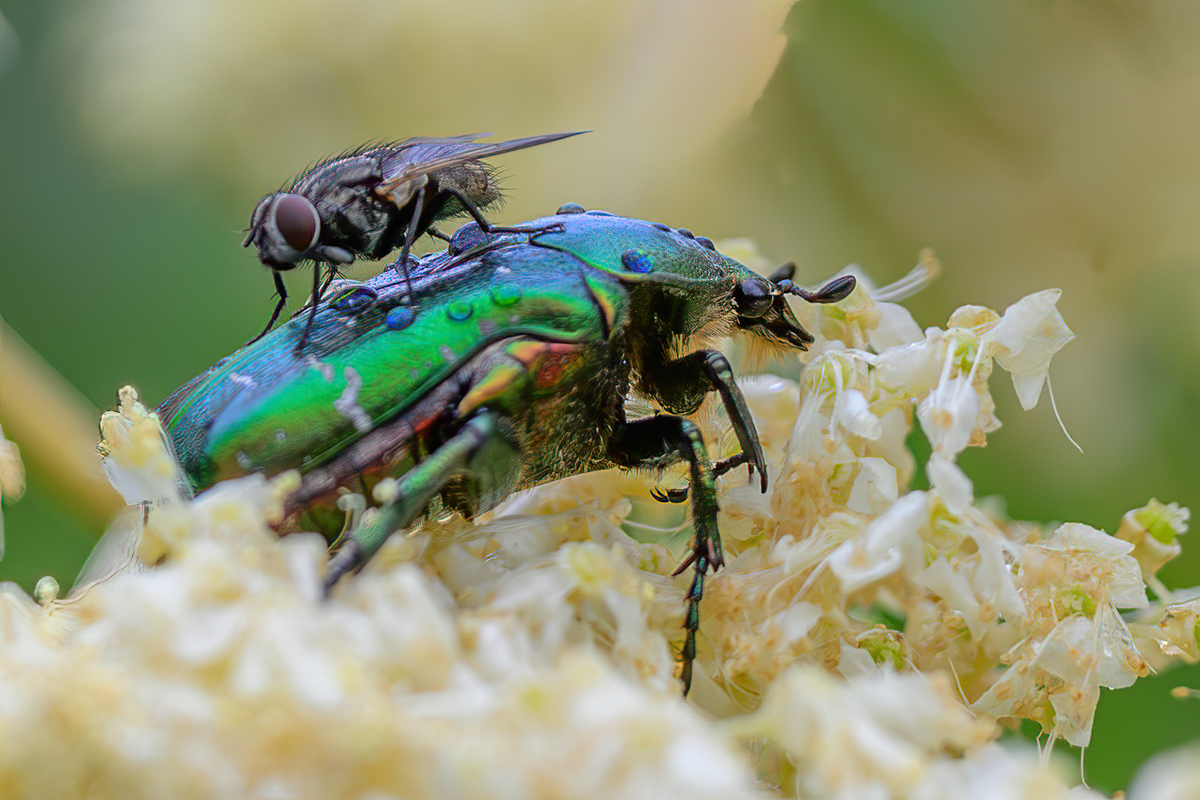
731, 262, 856, 351
244, 192, 353, 271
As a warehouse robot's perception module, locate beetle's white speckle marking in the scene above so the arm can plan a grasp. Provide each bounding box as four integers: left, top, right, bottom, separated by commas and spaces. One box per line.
305, 356, 336, 382
439, 345, 457, 363
495, 266, 512, 275
229, 372, 255, 388
333, 366, 372, 433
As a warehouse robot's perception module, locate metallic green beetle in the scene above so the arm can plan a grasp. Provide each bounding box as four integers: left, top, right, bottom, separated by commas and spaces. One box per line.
158, 206, 855, 693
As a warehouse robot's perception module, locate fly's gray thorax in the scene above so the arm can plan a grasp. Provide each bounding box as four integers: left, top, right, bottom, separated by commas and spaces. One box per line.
297, 155, 392, 254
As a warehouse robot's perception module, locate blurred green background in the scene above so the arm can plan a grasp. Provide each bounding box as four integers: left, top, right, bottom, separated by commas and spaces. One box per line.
0, 0, 1196, 791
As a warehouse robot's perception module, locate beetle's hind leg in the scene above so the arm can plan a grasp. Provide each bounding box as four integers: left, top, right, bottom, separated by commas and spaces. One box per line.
323, 412, 518, 591
609, 415, 721, 696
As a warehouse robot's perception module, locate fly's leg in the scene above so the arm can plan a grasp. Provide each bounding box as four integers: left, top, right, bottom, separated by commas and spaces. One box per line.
442, 187, 565, 238
247, 271, 290, 346
609, 415, 721, 696
295, 265, 338, 354
323, 411, 519, 591
393, 184, 427, 297
650, 452, 750, 504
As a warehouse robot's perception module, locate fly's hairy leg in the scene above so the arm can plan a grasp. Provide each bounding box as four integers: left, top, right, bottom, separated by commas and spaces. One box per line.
442, 186, 565, 238
393, 183, 426, 296
248, 272, 290, 346
609, 415, 721, 696
295, 265, 337, 354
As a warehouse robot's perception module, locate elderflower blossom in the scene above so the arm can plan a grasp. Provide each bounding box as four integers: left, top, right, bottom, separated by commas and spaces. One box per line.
0, 251, 1197, 799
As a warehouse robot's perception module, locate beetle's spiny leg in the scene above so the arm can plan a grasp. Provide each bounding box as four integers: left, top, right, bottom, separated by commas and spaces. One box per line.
425, 226, 451, 242
692, 350, 768, 492
247, 271, 290, 346
608, 414, 721, 695
324, 412, 517, 593
679, 553, 707, 696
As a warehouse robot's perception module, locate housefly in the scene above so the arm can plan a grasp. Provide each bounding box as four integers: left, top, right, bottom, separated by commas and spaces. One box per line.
243, 131, 585, 350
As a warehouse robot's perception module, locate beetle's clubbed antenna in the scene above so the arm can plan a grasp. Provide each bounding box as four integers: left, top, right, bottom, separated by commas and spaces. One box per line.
777, 274, 857, 304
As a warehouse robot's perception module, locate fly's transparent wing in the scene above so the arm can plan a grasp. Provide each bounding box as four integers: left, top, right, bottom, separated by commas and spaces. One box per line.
377, 131, 585, 193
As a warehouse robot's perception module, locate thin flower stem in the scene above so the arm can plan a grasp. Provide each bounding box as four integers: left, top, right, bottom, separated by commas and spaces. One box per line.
0, 317, 122, 532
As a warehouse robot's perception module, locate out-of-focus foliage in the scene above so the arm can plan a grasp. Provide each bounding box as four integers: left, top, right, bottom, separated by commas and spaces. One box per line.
0, 0, 1198, 793
60, 0, 793, 218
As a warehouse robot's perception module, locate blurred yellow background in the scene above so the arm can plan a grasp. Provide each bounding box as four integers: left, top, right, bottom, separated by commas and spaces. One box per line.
0, 0, 1197, 790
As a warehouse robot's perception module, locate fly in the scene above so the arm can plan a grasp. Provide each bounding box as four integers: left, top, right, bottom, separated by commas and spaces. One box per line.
243, 131, 585, 351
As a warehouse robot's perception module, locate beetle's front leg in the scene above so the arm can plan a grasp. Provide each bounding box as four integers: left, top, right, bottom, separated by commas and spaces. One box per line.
323, 411, 519, 591
652, 349, 768, 493
609, 414, 720, 696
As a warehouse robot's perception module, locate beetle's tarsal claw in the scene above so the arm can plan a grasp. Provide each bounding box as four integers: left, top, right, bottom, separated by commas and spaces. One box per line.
651, 487, 689, 504
671, 551, 697, 577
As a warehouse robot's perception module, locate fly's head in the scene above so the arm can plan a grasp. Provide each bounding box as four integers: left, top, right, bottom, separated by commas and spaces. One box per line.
244, 192, 354, 271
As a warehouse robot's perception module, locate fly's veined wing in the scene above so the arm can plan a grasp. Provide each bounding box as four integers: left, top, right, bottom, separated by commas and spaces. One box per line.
377, 131, 586, 192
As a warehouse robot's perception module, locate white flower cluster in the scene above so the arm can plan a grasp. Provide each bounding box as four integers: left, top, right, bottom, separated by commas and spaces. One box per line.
0, 254, 1196, 799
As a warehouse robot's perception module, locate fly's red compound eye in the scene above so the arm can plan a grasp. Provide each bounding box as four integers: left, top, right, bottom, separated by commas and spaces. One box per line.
272, 193, 321, 253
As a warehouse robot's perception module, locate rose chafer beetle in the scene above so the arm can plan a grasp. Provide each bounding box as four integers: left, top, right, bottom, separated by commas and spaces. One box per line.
159, 206, 855, 694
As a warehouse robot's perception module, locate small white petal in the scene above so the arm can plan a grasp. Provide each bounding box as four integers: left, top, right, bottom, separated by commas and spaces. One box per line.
835, 388, 883, 439
847, 457, 899, 515
869, 301, 925, 351
927, 457, 974, 514
828, 492, 929, 592
988, 289, 1074, 410
916, 557, 984, 639
875, 336, 943, 393
917, 378, 980, 458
